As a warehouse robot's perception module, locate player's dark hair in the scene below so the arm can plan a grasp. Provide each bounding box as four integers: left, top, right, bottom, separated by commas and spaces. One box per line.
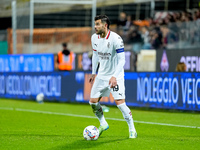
95, 15, 110, 29
62, 43, 67, 47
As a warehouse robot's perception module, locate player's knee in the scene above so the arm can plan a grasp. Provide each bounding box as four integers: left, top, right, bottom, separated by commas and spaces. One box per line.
115, 99, 125, 105
90, 97, 102, 103
89, 98, 98, 104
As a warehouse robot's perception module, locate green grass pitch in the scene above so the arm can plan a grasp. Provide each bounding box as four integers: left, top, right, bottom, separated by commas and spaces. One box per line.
0, 98, 200, 150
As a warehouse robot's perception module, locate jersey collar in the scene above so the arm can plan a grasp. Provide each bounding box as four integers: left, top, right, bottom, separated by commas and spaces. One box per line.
106, 30, 110, 39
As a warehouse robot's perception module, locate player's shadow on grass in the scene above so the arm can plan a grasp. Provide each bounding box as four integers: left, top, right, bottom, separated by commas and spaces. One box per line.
50, 137, 129, 150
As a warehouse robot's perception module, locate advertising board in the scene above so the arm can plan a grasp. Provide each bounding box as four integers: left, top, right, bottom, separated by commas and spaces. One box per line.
157, 49, 200, 72
0, 71, 199, 111
0, 54, 54, 72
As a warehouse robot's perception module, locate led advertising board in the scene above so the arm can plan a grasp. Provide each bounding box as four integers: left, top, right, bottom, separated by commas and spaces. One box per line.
0, 54, 54, 72
0, 72, 199, 111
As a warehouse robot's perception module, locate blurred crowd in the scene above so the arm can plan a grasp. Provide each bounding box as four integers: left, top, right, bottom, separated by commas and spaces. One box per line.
116, 9, 200, 54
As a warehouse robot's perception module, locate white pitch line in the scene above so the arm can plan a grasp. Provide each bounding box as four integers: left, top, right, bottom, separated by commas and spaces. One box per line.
0, 107, 200, 129
0, 107, 14, 110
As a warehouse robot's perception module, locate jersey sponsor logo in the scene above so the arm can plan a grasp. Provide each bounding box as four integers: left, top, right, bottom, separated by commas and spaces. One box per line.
98, 52, 111, 60
97, 52, 111, 56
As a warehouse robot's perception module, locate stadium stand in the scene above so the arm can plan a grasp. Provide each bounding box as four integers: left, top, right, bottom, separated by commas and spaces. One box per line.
0, 0, 199, 63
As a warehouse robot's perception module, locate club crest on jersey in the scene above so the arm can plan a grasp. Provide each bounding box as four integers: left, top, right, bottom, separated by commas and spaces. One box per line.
107, 42, 110, 48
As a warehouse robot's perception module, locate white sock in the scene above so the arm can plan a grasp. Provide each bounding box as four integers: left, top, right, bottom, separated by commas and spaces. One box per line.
89, 102, 108, 126
117, 102, 136, 132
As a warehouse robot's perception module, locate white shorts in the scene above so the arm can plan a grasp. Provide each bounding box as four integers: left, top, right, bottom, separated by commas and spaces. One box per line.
90, 77, 125, 100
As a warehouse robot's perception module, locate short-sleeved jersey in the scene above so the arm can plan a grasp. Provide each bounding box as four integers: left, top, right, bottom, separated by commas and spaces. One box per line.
91, 30, 125, 80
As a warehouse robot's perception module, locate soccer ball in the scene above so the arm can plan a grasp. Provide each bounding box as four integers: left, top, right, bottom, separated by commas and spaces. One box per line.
83, 125, 99, 141
36, 93, 44, 103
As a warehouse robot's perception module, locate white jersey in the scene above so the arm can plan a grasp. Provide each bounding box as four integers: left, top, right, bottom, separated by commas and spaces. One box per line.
91, 30, 125, 80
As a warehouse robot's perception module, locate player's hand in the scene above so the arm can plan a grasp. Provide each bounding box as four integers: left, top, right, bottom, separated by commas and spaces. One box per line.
109, 76, 117, 88
89, 74, 96, 84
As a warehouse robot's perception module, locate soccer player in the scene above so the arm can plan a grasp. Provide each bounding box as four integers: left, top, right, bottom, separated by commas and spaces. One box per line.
89, 15, 137, 138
